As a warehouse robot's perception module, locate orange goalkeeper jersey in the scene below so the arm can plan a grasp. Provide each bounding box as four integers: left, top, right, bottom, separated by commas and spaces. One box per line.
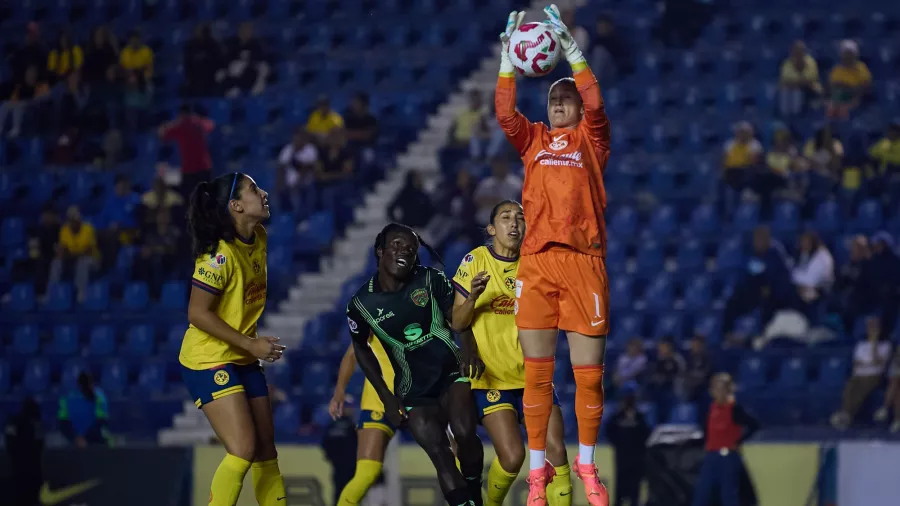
494, 68, 611, 257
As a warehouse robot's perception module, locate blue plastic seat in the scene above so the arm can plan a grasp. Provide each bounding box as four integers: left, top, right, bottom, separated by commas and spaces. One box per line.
715, 237, 745, 272
301, 361, 331, 398
273, 402, 300, 435
635, 242, 664, 273
0, 217, 25, 247
163, 324, 184, 354
738, 356, 767, 390
12, 324, 40, 356
852, 199, 883, 234
609, 206, 638, 238
676, 239, 706, 273
693, 314, 722, 344
683, 276, 713, 312
122, 282, 150, 311
60, 359, 87, 391
606, 239, 626, 271
778, 356, 808, 390
688, 204, 719, 238
0, 360, 9, 392
50, 325, 79, 356
134, 361, 167, 395
21, 359, 50, 395
652, 313, 684, 341
124, 325, 156, 357
43, 283, 74, 312
734, 315, 760, 337
610, 277, 634, 312
81, 282, 110, 311
648, 205, 678, 237
771, 201, 800, 239
159, 281, 187, 310
669, 402, 699, 424
6, 283, 36, 312
817, 355, 849, 388
611, 314, 642, 342
643, 276, 674, 311
812, 200, 841, 237
732, 202, 760, 234
296, 211, 335, 252
100, 359, 129, 396
88, 326, 116, 357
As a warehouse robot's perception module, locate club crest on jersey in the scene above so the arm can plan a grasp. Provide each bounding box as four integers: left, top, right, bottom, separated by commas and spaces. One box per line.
252, 259, 261, 275
505, 277, 516, 291
549, 134, 568, 151
213, 370, 230, 386
410, 288, 429, 307
370, 411, 384, 421
486, 390, 501, 403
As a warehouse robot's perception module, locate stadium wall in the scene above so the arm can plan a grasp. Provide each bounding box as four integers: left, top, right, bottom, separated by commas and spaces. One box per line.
192, 443, 818, 506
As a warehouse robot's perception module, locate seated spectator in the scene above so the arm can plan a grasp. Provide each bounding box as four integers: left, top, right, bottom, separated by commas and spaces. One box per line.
49, 206, 99, 301
723, 226, 793, 346
141, 172, 185, 228
15, 206, 61, 293
802, 124, 844, 198
277, 127, 318, 215
0, 65, 50, 138
827, 40, 871, 119
870, 232, 900, 337
590, 14, 633, 84
97, 175, 141, 271
721, 121, 763, 195
830, 235, 876, 335
135, 208, 184, 297
450, 90, 489, 159
183, 23, 222, 97
647, 338, 685, 423
791, 230, 834, 307
123, 72, 152, 131
343, 93, 378, 162
874, 347, 900, 432
428, 168, 480, 247
58, 372, 110, 447
778, 41, 822, 117
219, 22, 269, 97
82, 26, 119, 85
85, 66, 122, 132
388, 171, 435, 229
47, 30, 83, 84
831, 317, 891, 430
58, 71, 90, 130
684, 334, 713, 402
119, 30, 153, 81
614, 338, 648, 390
757, 125, 800, 209
11, 22, 48, 81
473, 158, 523, 224
315, 129, 355, 185
867, 119, 900, 183
305, 95, 344, 141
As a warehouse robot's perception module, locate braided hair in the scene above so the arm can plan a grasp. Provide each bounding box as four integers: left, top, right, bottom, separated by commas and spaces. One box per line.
373, 222, 444, 269
187, 173, 247, 257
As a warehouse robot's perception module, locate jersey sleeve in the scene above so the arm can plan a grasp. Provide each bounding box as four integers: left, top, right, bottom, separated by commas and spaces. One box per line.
573, 67, 611, 154
431, 268, 455, 315
451, 251, 479, 297
346, 297, 373, 344
191, 246, 233, 296
495, 75, 536, 156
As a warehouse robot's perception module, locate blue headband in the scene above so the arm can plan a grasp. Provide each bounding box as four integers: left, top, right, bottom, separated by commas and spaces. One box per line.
226, 173, 238, 210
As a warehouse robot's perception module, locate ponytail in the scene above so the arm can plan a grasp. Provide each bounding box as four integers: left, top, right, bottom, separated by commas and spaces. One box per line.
187, 174, 245, 257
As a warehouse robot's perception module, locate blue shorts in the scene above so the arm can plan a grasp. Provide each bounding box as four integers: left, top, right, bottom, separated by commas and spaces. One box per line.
181, 362, 268, 409
357, 409, 397, 437
473, 388, 561, 423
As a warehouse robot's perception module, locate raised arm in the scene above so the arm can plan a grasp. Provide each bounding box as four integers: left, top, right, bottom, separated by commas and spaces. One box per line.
495, 10, 535, 155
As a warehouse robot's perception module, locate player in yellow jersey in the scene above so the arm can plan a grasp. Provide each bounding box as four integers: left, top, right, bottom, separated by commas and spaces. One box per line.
180, 173, 287, 506
451, 200, 572, 506
328, 337, 397, 505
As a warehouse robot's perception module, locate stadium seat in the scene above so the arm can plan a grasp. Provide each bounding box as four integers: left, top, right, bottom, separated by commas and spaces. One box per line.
693, 314, 722, 344
0, 217, 25, 247
610, 277, 634, 312
0, 360, 9, 392
49, 325, 80, 356
635, 242, 664, 273
648, 205, 677, 237
669, 402, 699, 424
134, 361, 167, 395
715, 237, 745, 272
778, 356, 808, 390
21, 359, 51, 395
273, 402, 300, 436
301, 361, 332, 398
851, 199, 883, 234
124, 325, 156, 357
60, 359, 87, 391
652, 313, 685, 341
122, 282, 150, 311
611, 313, 642, 342
88, 326, 117, 357
159, 281, 187, 310
683, 276, 712, 312
644, 276, 674, 311
12, 324, 40, 356
732, 202, 760, 234
812, 200, 841, 237
7, 283, 36, 312
100, 359, 129, 396
676, 239, 706, 274
81, 282, 111, 311
609, 207, 638, 238
738, 356, 767, 390
43, 283, 74, 312
163, 324, 184, 354
816, 355, 849, 388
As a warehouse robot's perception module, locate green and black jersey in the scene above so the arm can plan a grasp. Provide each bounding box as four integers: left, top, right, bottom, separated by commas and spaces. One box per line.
346, 266, 463, 406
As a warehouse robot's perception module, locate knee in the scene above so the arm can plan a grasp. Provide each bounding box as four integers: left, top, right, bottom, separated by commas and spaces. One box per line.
497, 446, 525, 473
225, 435, 256, 462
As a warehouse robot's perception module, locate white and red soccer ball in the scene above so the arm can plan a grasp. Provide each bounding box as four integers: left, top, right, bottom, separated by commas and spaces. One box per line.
507, 22, 561, 77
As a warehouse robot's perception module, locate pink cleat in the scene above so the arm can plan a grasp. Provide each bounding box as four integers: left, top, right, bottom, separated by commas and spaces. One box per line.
573, 456, 609, 506
525, 464, 555, 506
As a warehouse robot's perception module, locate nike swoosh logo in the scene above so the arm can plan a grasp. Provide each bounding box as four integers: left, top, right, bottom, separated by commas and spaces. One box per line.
553, 135, 567, 142
591, 319, 605, 326
523, 402, 542, 408
504, 267, 515, 273
40, 480, 101, 506
560, 490, 572, 496
587, 404, 602, 409
277, 497, 287, 501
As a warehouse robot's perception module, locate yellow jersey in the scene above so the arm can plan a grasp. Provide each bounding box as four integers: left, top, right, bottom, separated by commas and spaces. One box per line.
359, 336, 396, 412
452, 246, 523, 390
179, 225, 267, 370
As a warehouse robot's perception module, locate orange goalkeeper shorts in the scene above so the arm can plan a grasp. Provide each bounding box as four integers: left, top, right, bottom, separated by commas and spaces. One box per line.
514, 246, 610, 336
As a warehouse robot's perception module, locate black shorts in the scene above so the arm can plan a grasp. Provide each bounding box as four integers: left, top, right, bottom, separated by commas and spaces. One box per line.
403, 369, 469, 410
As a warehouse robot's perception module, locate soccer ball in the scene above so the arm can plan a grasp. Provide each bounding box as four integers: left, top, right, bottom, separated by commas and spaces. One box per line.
507, 22, 561, 77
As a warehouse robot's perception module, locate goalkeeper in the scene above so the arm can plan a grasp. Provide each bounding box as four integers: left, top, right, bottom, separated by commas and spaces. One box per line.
495, 5, 612, 506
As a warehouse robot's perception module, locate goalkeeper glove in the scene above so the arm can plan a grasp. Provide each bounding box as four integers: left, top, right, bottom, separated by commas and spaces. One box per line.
543, 3, 587, 70
499, 10, 526, 76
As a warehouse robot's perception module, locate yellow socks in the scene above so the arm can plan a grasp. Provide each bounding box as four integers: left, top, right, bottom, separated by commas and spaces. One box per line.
485, 458, 518, 506
251, 459, 286, 505
337, 459, 382, 505
209, 453, 251, 506
547, 464, 573, 506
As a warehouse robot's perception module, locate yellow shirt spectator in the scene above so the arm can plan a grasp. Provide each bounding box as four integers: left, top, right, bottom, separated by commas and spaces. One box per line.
453, 109, 484, 143
723, 138, 763, 169
306, 108, 344, 136
869, 137, 900, 173
59, 222, 99, 258
780, 54, 819, 85
830, 61, 871, 90
120, 44, 154, 78
48, 46, 83, 77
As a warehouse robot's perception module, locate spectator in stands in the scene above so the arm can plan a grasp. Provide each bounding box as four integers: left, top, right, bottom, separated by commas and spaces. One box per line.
866, 119, 900, 188
561, 7, 590, 50
778, 41, 822, 117
830, 235, 876, 336
721, 121, 763, 197
49, 206, 99, 300
97, 175, 141, 272
757, 125, 798, 211
277, 127, 318, 215
647, 338, 685, 423
158, 104, 215, 198
141, 171, 185, 228
315, 128, 355, 185
791, 230, 834, 309
136, 206, 184, 297
656, 0, 714, 49
0, 64, 50, 138
58, 372, 110, 447
684, 335, 713, 402
183, 23, 222, 98
874, 347, 900, 432
388, 171, 435, 229
322, 395, 358, 506
120, 29, 153, 82
590, 13, 633, 84
58, 71, 90, 130
10, 22, 47, 80
801, 124, 844, 201
614, 338, 648, 390
473, 157, 523, 224
123, 72, 152, 131
22, 206, 61, 294
82, 26, 119, 85
831, 316, 891, 430
305, 95, 344, 141
869, 232, 900, 337
429, 168, 480, 247
4, 397, 43, 506
723, 226, 792, 346
343, 93, 378, 162
219, 22, 269, 97
827, 40, 871, 119
604, 382, 650, 506
86, 65, 122, 131
47, 30, 83, 84
450, 90, 488, 158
